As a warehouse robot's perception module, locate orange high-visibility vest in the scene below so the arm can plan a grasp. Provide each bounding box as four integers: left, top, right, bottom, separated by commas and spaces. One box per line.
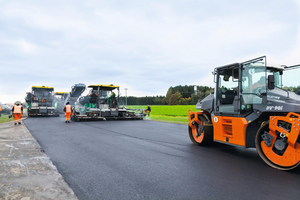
66, 105, 72, 113
13, 105, 22, 114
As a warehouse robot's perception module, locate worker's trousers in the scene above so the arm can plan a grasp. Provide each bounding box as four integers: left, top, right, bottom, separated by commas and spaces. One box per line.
65, 112, 71, 121
14, 113, 22, 123
145, 110, 150, 116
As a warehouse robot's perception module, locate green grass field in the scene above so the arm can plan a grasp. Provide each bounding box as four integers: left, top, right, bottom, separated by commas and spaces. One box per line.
126, 105, 198, 124
0, 114, 14, 123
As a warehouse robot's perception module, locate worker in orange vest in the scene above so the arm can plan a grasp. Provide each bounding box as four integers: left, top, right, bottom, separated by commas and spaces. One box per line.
12, 102, 23, 125
63, 102, 72, 123
145, 105, 151, 116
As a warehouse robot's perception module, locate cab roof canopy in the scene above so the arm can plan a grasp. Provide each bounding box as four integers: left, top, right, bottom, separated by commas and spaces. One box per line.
88, 84, 120, 91
216, 63, 239, 70
32, 86, 54, 90
215, 63, 239, 77
55, 92, 69, 95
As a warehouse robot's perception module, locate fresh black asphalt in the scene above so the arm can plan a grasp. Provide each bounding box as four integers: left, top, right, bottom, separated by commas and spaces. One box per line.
23, 117, 300, 200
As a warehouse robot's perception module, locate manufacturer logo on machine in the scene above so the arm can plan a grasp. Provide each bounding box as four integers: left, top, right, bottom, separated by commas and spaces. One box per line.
267, 95, 280, 99
266, 106, 283, 111
214, 116, 218, 123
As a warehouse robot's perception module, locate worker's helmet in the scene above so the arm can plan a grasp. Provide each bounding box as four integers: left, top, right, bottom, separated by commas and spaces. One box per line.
66, 102, 70, 105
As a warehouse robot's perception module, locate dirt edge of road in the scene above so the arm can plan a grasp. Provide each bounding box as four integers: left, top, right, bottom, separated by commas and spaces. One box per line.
0, 120, 78, 200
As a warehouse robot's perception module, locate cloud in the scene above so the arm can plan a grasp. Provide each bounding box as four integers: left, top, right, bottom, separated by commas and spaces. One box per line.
0, 0, 300, 103
284, 0, 300, 66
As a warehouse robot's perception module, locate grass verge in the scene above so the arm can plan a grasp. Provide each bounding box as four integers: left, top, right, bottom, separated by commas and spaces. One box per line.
126, 105, 198, 124
0, 114, 14, 123
147, 114, 189, 124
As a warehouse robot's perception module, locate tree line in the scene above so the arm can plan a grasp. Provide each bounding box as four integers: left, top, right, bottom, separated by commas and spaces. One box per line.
119, 85, 214, 105
119, 96, 165, 105
283, 86, 300, 93
120, 85, 300, 106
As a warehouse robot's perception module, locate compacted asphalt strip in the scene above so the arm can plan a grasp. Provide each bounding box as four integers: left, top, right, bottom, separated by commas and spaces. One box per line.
20, 116, 300, 200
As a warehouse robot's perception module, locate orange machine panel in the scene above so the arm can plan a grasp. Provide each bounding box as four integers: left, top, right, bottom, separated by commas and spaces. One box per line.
212, 116, 248, 146
261, 113, 300, 167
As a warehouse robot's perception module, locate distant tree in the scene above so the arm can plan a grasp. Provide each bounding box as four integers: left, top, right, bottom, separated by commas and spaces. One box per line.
162, 88, 173, 105
162, 85, 214, 105
190, 93, 199, 105
179, 97, 191, 105
153, 97, 162, 105
169, 92, 182, 105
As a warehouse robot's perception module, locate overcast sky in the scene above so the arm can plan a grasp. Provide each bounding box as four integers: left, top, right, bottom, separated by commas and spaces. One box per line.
1, 0, 300, 103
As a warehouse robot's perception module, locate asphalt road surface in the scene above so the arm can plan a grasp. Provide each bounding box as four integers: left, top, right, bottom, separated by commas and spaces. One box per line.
23, 117, 300, 200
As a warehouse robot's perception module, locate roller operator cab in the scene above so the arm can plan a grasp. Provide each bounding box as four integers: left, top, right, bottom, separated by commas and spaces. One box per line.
188, 56, 300, 170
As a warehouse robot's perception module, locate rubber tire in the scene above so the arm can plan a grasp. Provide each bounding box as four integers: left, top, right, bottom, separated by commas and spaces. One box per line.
255, 121, 300, 170
188, 116, 213, 146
